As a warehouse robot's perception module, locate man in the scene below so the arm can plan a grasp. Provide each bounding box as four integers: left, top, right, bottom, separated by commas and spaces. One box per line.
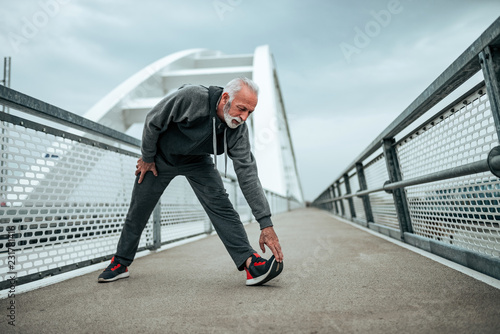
98, 77, 284, 286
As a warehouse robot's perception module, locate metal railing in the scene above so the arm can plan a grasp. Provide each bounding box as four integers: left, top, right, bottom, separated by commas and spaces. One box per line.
313, 17, 500, 280
0, 85, 301, 290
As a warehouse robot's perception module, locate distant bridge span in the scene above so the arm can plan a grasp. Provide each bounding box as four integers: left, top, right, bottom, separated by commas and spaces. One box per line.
84, 46, 303, 203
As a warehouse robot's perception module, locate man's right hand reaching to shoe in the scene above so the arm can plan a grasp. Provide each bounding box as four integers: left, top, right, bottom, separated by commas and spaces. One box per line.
259, 226, 284, 263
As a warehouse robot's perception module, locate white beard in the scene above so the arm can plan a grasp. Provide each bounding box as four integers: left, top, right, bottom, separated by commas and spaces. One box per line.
223, 102, 243, 129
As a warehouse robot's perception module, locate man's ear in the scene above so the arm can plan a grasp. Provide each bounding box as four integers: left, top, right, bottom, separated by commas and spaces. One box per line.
222, 92, 230, 104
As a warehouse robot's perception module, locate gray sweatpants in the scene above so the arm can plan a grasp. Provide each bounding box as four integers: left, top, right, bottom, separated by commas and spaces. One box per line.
115, 155, 256, 270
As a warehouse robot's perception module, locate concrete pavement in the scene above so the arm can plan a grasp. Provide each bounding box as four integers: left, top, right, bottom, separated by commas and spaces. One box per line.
2, 208, 500, 333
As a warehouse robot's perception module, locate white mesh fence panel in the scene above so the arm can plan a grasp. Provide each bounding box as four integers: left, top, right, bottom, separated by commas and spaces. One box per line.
0, 120, 152, 284
398, 89, 497, 178
349, 173, 366, 222
397, 86, 500, 257
338, 180, 350, 219
159, 176, 210, 244
363, 154, 399, 230
405, 173, 500, 257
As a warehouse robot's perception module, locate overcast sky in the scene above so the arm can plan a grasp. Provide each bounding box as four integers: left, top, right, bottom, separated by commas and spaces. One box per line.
1, 0, 500, 201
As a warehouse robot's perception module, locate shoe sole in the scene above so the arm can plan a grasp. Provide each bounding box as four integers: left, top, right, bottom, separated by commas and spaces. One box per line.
97, 271, 130, 283
246, 258, 283, 286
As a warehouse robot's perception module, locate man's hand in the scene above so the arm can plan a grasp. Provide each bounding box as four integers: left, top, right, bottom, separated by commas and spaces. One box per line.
259, 226, 284, 263
135, 157, 158, 184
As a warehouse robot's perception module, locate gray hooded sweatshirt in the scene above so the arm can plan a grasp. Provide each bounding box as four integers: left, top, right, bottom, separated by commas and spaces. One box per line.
140, 84, 273, 230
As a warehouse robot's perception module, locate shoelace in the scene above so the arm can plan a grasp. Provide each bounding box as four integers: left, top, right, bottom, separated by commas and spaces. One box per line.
251, 255, 267, 267
104, 260, 121, 271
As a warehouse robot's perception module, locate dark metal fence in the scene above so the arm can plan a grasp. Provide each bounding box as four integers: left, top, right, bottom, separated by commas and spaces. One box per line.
313, 17, 500, 280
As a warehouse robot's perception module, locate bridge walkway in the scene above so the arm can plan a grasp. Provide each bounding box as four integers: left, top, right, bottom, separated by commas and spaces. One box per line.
2, 208, 500, 333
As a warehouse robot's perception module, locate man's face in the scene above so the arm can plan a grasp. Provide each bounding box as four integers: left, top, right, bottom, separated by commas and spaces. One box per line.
222, 86, 258, 129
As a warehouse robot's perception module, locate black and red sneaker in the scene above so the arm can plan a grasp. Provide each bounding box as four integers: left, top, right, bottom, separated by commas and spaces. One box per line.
244, 253, 283, 286
98, 257, 129, 283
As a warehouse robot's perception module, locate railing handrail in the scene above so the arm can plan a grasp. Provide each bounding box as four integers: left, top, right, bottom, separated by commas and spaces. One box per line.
0, 85, 141, 148
331, 16, 500, 189
314, 150, 500, 205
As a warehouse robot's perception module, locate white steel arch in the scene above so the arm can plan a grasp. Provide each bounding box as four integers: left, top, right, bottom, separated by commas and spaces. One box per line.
84, 46, 304, 203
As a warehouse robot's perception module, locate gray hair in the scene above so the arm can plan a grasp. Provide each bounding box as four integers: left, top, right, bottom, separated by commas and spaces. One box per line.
223, 77, 259, 102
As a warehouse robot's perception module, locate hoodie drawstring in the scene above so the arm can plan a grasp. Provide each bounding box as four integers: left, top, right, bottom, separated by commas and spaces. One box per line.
212, 117, 228, 178
224, 128, 228, 178
213, 117, 217, 171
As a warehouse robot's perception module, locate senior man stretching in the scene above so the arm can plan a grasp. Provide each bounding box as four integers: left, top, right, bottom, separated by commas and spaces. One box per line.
98, 77, 284, 286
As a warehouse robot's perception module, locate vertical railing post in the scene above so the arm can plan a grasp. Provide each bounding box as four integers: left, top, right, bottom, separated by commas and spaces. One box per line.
480, 46, 500, 139
2, 57, 11, 114
233, 180, 238, 206
383, 138, 413, 240
336, 180, 345, 217
230, 179, 238, 228
0, 57, 11, 199
325, 187, 330, 212
322, 191, 325, 211
151, 201, 162, 250
332, 185, 339, 214
327, 186, 334, 213
287, 191, 291, 212
356, 162, 374, 226
343, 173, 356, 219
